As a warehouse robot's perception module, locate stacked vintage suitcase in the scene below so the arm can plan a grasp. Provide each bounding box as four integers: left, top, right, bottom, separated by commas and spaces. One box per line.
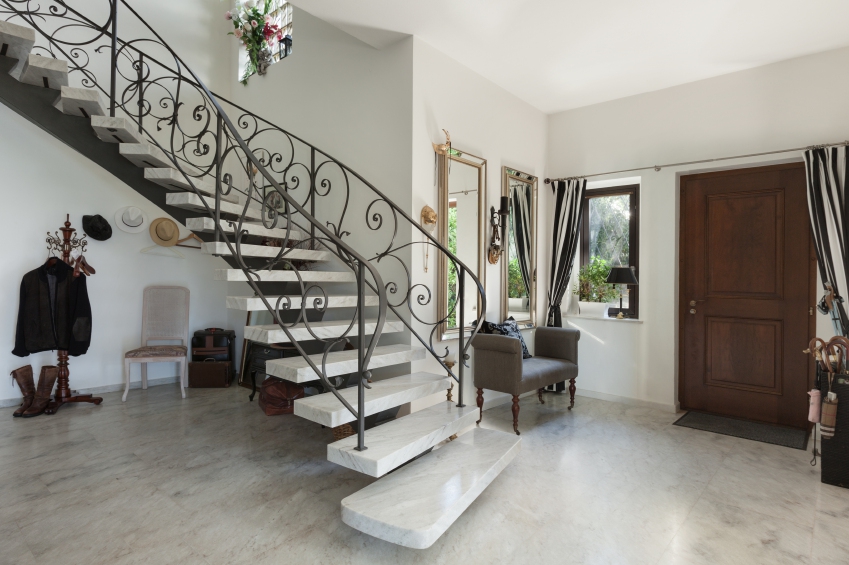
189, 328, 237, 388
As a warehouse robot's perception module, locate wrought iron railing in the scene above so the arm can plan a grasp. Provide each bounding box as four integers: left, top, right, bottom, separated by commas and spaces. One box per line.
0, 0, 485, 449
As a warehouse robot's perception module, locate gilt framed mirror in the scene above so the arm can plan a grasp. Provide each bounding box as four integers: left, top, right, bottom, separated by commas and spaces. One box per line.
502, 167, 538, 328
435, 144, 487, 340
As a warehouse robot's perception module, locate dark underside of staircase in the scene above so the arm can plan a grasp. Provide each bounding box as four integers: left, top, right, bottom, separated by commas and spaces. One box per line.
0, 53, 313, 302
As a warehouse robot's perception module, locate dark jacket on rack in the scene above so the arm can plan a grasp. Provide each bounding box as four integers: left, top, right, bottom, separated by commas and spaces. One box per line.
13, 260, 92, 357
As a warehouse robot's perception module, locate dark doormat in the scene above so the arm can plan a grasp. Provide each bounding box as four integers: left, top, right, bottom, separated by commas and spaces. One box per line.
673, 411, 809, 450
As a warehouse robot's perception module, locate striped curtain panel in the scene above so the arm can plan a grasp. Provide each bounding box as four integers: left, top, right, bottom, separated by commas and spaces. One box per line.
546, 179, 587, 327
805, 145, 849, 337
509, 184, 533, 298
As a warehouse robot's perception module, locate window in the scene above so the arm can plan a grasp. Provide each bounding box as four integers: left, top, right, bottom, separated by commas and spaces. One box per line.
269, 1, 293, 62
580, 184, 639, 318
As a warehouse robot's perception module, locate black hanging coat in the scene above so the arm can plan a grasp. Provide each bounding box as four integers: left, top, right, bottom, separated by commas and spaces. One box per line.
13, 260, 92, 357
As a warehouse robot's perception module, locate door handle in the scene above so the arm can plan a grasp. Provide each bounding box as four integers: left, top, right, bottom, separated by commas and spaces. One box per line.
689, 299, 706, 307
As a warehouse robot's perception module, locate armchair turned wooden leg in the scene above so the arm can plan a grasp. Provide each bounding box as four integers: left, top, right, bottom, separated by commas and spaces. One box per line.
568, 378, 576, 410
476, 388, 484, 424
512, 395, 520, 435
538, 388, 545, 404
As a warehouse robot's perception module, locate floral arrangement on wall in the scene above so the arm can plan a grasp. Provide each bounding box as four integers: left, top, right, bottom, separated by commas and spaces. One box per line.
226, 0, 283, 84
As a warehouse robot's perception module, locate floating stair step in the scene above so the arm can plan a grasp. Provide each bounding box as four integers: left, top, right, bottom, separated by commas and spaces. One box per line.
53, 86, 106, 117
91, 116, 144, 144
244, 318, 404, 345
0, 20, 36, 79
226, 294, 379, 311
215, 269, 356, 283
341, 428, 521, 548
294, 372, 451, 428
19, 54, 67, 89
166, 192, 263, 220
144, 168, 238, 203
120, 142, 201, 174
266, 344, 426, 383
186, 217, 305, 241
201, 242, 331, 261
329, 402, 477, 477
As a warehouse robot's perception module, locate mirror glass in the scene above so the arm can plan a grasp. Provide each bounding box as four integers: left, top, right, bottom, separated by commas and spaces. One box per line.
437, 148, 486, 338
502, 168, 537, 327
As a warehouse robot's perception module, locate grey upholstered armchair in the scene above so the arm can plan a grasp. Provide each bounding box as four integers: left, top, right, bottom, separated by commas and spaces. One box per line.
472, 327, 580, 435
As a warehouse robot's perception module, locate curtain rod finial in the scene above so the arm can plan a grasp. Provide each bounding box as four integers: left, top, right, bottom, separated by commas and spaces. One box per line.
544, 178, 551, 184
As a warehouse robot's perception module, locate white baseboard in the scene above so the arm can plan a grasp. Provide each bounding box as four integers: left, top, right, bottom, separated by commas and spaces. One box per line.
0, 375, 180, 408
573, 388, 678, 413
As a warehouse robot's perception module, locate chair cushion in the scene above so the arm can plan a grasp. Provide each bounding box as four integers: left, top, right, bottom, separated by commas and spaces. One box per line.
125, 345, 187, 358
518, 356, 578, 394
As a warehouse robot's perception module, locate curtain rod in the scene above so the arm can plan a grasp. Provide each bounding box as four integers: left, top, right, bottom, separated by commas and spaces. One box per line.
544, 140, 849, 184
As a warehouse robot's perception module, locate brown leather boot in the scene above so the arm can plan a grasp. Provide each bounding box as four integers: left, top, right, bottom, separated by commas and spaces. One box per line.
21, 366, 59, 418
10, 365, 34, 417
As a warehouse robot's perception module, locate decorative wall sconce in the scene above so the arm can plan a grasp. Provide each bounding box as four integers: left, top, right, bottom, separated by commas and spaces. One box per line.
421, 205, 438, 272
487, 196, 509, 264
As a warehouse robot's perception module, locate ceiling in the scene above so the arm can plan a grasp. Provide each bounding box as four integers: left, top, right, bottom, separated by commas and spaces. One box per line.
294, 0, 849, 114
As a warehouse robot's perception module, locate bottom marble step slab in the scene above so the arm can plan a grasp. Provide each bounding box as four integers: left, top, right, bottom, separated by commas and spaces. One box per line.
328, 402, 478, 477
294, 372, 450, 428
341, 427, 521, 549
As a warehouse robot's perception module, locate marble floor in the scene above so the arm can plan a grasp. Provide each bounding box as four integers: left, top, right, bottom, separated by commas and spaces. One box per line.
1, 385, 847, 565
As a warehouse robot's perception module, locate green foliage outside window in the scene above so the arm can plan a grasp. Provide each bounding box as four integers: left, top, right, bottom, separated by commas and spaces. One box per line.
575, 256, 618, 303
447, 206, 458, 328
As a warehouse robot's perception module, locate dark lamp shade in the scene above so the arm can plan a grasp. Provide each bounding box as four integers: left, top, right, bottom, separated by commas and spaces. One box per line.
606, 266, 639, 285
499, 196, 509, 214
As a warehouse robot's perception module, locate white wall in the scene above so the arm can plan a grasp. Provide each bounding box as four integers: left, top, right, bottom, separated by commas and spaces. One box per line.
546, 46, 849, 411
410, 37, 548, 407
0, 104, 242, 405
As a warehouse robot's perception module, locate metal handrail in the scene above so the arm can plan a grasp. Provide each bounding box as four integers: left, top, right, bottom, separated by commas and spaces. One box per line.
0, 0, 486, 445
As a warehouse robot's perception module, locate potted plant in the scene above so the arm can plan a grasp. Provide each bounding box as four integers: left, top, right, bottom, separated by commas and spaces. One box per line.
226, 0, 284, 85
574, 256, 618, 317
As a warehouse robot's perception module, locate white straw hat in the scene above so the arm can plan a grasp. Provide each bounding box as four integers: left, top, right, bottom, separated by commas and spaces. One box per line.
114, 206, 149, 233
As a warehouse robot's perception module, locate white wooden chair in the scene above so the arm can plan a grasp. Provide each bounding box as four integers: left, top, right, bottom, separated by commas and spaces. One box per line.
123, 286, 190, 402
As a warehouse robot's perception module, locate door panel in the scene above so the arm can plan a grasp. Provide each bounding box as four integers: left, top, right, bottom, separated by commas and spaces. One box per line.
679, 163, 814, 429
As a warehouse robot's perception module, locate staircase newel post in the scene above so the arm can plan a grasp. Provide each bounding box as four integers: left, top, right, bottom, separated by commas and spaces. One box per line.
109, 0, 118, 117
213, 112, 223, 254
356, 260, 367, 451
457, 268, 466, 408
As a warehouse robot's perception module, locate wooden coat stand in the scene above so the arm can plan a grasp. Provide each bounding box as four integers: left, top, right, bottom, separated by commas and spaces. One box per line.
43, 215, 103, 415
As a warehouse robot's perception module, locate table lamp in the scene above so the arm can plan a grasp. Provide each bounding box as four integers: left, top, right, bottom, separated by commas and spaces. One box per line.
606, 266, 639, 319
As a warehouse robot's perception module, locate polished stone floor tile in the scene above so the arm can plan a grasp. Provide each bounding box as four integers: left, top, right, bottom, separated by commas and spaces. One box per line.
1, 384, 848, 564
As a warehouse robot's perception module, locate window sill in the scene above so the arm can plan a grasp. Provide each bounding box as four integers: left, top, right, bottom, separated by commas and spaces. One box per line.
565, 315, 643, 324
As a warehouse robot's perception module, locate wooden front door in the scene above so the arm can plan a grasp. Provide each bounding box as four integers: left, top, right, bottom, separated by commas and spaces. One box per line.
679, 163, 815, 429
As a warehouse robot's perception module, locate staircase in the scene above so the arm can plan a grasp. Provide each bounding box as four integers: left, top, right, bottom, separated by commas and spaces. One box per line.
0, 4, 520, 549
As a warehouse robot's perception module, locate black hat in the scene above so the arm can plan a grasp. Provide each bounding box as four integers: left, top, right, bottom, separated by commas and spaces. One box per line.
82, 214, 112, 241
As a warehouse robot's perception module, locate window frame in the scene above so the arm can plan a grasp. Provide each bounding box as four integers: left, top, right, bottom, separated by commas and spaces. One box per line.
580, 184, 640, 319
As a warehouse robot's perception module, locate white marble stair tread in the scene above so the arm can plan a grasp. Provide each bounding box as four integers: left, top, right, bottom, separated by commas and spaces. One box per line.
144, 168, 238, 203
120, 142, 202, 174
266, 344, 426, 383
91, 116, 144, 144
341, 427, 521, 548
294, 372, 450, 428
54, 86, 106, 117
186, 217, 305, 240
0, 20, 36, 79
201, 242, 331, 261
19, 54, 67, 89
215, 269, 355, 283
244, 318, 404, 346
329, 402, 477, 477
166, 192, 263, 220
226, 294, 379, 311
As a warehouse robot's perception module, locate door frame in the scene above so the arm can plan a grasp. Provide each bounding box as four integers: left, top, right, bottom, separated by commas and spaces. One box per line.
676, 162, 817, 418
